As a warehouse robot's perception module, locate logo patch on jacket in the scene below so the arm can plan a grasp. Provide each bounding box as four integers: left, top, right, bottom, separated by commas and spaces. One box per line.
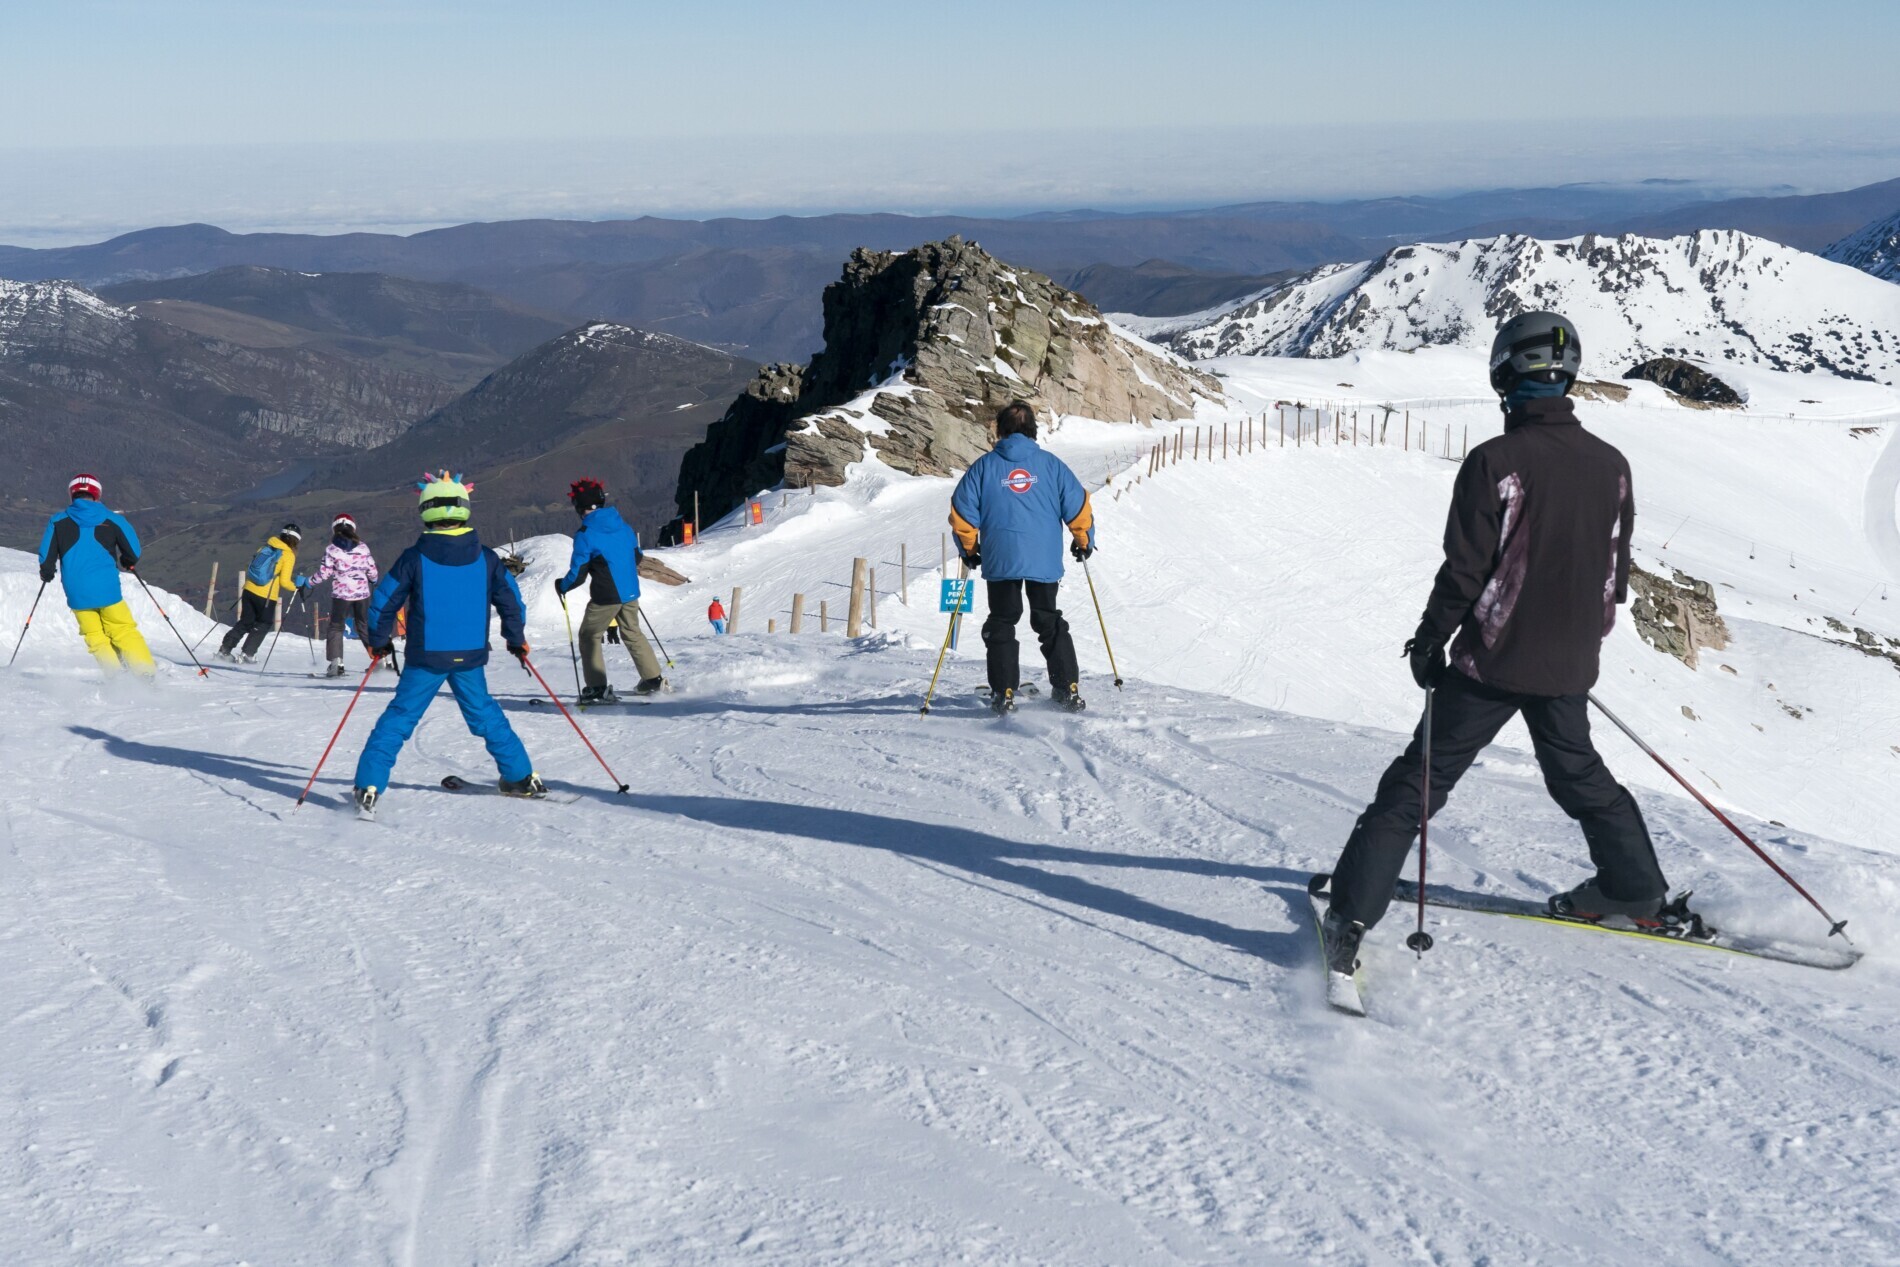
1003, 468, 1037, 494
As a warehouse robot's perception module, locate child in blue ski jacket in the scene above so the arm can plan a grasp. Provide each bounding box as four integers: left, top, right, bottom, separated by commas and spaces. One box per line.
36, 472, 156, 675
349, 471, 542, 816
554, 478, 664, 703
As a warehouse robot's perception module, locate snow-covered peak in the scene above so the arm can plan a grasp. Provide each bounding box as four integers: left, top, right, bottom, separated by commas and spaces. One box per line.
1169, 231, 1900, 385
0, 278, 132, 352
1824, 210, 1900, 284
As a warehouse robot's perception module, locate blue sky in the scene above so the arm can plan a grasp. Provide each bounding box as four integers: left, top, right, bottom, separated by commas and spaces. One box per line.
2, 1, 1898, 241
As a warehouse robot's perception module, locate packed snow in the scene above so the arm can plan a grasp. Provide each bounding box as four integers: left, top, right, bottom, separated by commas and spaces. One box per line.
3, 346, 1899, 1263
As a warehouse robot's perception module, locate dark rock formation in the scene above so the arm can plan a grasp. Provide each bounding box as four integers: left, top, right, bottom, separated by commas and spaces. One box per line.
1622, 357, 1745, 407
1629, 565, 1730, 668
673, 238, 1218, 527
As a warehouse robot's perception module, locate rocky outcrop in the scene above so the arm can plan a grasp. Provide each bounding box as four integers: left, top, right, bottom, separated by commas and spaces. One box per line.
1629, 565, 1730, 668
1623, 357, 1744, 407
674, 238, 1219, 526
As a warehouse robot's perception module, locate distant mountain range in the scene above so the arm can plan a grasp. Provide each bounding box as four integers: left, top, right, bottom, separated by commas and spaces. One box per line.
6, 177, 1896, 363
1162, 230, 1900, 387
1825, 211, 1900, 283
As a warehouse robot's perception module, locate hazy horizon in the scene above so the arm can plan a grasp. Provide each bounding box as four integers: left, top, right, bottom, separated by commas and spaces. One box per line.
4, 114, 1900, 249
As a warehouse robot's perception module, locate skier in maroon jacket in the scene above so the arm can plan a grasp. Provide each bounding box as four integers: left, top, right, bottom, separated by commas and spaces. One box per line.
1321, 311, 1669, 977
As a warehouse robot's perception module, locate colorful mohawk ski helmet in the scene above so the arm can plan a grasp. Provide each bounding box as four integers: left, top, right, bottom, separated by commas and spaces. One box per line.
416, 470, 474, 526
568, 477, 607, 514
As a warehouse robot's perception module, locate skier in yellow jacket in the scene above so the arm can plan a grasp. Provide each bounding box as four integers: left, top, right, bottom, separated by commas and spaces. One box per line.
217, 524, 306, 663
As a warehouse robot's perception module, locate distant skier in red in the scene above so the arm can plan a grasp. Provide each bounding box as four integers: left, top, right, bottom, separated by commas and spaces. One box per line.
1320, 311, 1669, 982
707, 597, 727, 635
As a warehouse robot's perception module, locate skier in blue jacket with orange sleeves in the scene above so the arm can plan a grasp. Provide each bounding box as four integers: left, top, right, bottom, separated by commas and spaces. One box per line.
349, 471, 543, 818
949, 400, 1095, 713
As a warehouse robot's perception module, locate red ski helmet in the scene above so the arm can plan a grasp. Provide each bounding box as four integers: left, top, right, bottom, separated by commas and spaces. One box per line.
69, 473, 102, 501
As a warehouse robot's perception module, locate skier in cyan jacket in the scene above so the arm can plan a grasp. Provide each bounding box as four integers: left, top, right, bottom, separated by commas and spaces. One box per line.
949, 400, 1095, 713
350, 472, 542, 817
555, 478, 663, 704
37, 473, 155, 675
1320, 312, 1668, 981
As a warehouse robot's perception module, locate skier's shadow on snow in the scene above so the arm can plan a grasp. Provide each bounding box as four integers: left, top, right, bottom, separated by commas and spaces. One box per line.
629, 793, 1309, 980
69, 725, 310, 799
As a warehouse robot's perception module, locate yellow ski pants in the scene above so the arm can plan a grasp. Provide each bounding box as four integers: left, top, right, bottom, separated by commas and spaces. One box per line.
74, 601, 156, 675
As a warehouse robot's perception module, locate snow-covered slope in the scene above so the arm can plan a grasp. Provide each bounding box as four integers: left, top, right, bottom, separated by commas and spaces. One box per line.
4, 339, 1899, 1262
1166, 231, 1900, 385
2, 539, 1897, 1265
1825, 209, 1900, 284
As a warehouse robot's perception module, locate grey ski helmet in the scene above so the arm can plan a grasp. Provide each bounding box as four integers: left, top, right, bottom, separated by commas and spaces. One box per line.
1489, 311, 1582, 396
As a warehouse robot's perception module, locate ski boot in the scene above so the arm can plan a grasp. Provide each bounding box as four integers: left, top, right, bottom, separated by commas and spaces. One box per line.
215, 648, 239, 663
498, 773, 549, 799
1320, 906, 1365, 976
989, 686, 1016, 715
1548, 878, 1667, 924
632, 675, 666, 697
234, 650, 256, 664
578, 684, 618, 706
325, 661, 348, 678
352, 786, 379, 820
1054, 683, 1086, 712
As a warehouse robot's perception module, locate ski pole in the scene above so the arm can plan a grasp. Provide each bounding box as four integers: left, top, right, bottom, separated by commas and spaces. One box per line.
8, 581, 46, 667
132, 572, 210, 677
260, 591, 298, 672
295, 656, 381, 807
1407, 685, 1435, 957
919, 604, 959, 716
1081, 559, 1123, 689
1588, 693, 1851, 940
519, 655, 629, 792
558, 591, 583, 699
191, 596, 239, 654
637, 605, 674, 669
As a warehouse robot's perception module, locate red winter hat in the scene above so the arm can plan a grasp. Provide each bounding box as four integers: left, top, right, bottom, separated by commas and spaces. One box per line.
69, 473, 102, 500
332, 514, 357, 531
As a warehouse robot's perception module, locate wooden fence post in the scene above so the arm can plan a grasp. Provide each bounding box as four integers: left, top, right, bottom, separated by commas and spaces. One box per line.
1405, 411, 1410, 451
1222, 422, 1229, 458
790, 593, 806, 633
821, 600, 829, 633
728, 586, 742, 634
846, 557, 868, 637
768, 618, 777, 633
1192, 428, 1199, 461
1280, 407, 1285, 446
900, 544, 908, 604
1462, 424, 1469, 458
203, 561, 219, 618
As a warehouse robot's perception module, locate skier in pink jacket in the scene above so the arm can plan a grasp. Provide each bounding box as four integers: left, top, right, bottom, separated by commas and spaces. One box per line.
307, 514, 381, 676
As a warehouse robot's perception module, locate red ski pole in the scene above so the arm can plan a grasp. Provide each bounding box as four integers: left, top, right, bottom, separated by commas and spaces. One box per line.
295, 656, 381, 807
1588, 693, 1850, 941
520, 655, 629, 793
1407, 685, 1435, 957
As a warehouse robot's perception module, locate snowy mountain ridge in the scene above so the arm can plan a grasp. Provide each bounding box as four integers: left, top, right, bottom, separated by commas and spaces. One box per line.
1164, 230, 1900, 385
1824, 209, 1900, 284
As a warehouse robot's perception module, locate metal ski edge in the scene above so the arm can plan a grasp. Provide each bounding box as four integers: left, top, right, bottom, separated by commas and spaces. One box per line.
1394, 881, 1860, 971
1308, 874, 1367, 1017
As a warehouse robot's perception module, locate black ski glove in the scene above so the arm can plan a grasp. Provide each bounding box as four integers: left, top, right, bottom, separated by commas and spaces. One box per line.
553, 578, 570, 598
368, 642, 395, 660
508, 643, 530, 664
1404, 632, 1446, 690
606, 624, 621, 645
1070, 541, 1094, 562
962, 550, 981, 573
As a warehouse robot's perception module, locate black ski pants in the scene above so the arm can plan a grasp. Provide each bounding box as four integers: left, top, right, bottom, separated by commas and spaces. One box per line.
1329, 670, 1665, 928
982, 579, 1080, 696
327, 597, 368, 664
221, 591, 278, 657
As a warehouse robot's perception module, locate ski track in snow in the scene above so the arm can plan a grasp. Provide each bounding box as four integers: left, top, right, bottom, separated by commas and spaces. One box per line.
3, 611, 1897, 1264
